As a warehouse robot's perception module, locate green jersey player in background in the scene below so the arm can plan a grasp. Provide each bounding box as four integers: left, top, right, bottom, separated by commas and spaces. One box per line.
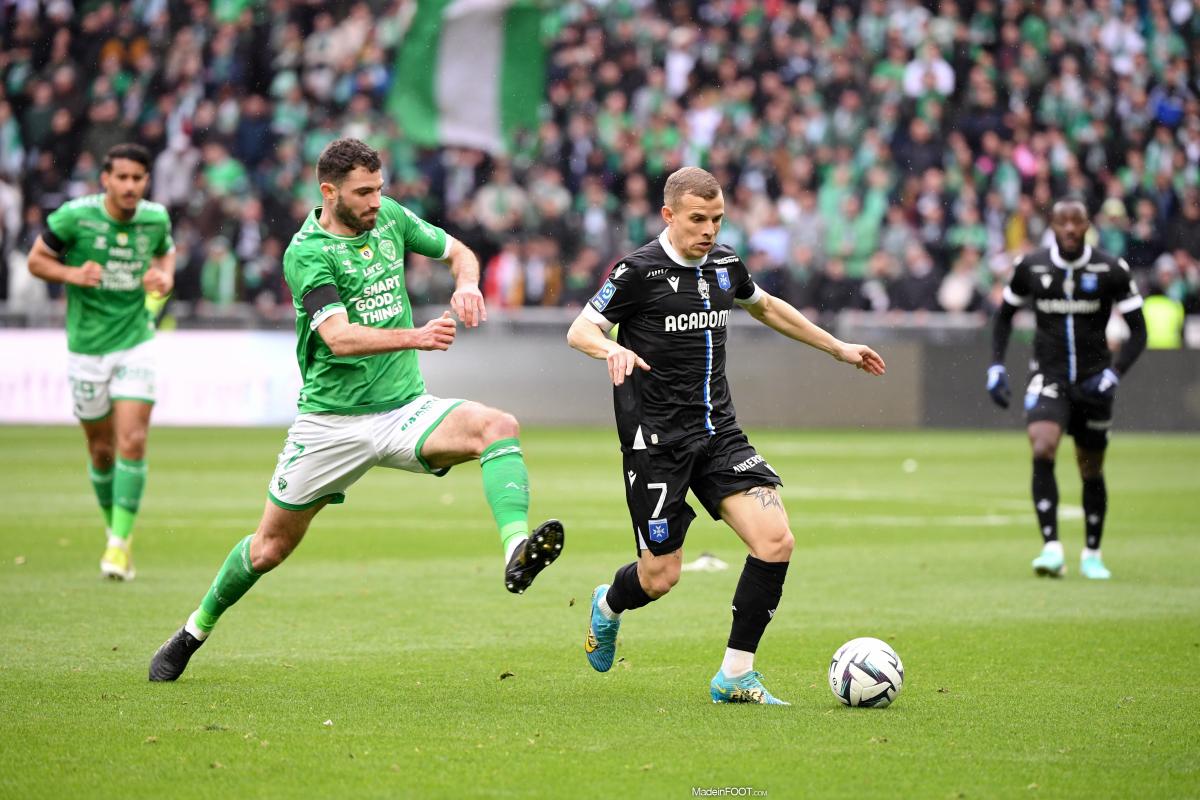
26, 143, 175, 581
149, 138, 564, 681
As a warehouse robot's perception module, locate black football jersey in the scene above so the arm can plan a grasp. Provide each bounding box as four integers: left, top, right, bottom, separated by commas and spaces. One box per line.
1002, 244, 1143, 382
582, 232, 762, 450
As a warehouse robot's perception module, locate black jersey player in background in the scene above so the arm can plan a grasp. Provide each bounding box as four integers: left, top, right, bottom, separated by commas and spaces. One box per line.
567, 167, 886, 704
988, 200, 1147, 580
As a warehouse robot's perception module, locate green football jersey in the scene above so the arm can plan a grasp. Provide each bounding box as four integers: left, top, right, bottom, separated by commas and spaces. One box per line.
283, 196, 450, 415
45, 194, 174, 355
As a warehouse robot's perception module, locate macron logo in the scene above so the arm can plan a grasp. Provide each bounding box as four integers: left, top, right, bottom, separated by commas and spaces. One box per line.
667, 276, 680, 292
612, 264, 628, 280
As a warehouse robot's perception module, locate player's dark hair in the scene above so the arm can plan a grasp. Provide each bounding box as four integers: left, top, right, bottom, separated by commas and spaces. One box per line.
1051, 198, 1088, 219
664, 166, 722, 209
102, 143, 152, 172
317, 138, 382, 186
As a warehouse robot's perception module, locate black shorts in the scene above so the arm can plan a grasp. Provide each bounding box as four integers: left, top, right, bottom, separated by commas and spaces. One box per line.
1023, 372, 1114, 450
621, 427, 782, 556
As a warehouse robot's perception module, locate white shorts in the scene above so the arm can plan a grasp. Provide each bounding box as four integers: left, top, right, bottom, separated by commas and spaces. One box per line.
268, 394, 465, 510
67, 339, 158, 421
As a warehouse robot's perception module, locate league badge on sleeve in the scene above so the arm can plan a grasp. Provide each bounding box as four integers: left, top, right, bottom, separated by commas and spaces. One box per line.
648, 518, 669, 543
716, 267, 731, 291
591, 280, 617, 312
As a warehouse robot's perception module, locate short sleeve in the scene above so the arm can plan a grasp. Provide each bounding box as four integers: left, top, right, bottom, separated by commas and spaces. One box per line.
1112, 258, 1143, 314
393, 199, 449, 260
284, 244, 344, 330
1002, 256, 1031, 307
582, 262, 641, 330
154, 218, 175, 256
45, 205, 77, 251
727, 257, 763, 306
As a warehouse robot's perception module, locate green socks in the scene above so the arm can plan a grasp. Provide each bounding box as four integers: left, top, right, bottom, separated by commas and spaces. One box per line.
88, 463, 114, 529
111, 457, 147, 540
480, 438, 530, 556
190, 535, 262, 636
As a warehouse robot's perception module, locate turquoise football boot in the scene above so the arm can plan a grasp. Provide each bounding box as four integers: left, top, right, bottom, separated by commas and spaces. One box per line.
710, 669, 790, 705
1032, 545, 1066, 577
585, 584, 620, 672
1080, 553, 1111, 580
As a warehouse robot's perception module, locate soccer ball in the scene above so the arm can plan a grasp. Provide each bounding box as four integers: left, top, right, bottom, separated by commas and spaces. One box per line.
828, 637, 904, 708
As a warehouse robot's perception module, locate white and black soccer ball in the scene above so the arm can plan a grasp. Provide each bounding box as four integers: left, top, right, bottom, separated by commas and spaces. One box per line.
829, 637, 904, 708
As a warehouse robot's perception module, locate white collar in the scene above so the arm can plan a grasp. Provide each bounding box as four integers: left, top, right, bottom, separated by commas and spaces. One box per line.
1049, 242, 1091, 269
659, 229, 708, 268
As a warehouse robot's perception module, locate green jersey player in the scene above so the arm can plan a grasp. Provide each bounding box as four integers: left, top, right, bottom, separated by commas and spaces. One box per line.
149, 138, 564, 681
27, 143, 175, 581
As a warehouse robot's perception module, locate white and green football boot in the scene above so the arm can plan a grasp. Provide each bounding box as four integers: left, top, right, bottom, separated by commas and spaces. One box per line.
1080, 551, 1111, 580
1032, 544, 1065, 578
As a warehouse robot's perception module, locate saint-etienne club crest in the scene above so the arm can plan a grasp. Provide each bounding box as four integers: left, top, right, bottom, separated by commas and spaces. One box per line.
716, 267, 731, 291
379, 239, 397, 261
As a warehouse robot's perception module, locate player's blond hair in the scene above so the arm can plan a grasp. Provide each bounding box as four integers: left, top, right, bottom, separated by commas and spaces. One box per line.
663, 167, 722, 209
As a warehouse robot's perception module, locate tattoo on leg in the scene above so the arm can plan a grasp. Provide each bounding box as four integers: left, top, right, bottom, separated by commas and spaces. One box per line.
744, 486, 782, 510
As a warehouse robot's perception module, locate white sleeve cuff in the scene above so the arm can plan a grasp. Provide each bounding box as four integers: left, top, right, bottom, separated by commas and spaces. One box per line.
581, 304, 615, 331
1116, 295, 1144, 314
310, 305, 347, 330
438, 235, 454, 261
734, 284, 765, 307
1002, 286, 1027, 307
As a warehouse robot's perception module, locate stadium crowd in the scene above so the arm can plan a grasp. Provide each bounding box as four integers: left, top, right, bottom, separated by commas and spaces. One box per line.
0, 0, 1198, 334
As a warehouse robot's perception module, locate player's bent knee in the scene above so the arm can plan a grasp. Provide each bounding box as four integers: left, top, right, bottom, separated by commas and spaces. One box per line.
1031, 440, 1057, 461
645, 573, 679, 598
117, 430, 148, 460
642, 564, 681, 598
250, 538, 290, 572
482, 410, 520, 443
88, 443, 115, 468
756, 529, 794, 562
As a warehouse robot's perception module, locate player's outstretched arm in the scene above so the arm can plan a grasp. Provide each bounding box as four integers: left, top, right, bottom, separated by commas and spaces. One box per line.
442, 238, 486, 328
26, 237, 101, 287
318, 310, 457, 356
743, 290, 885, 376
566, 313, 650, 387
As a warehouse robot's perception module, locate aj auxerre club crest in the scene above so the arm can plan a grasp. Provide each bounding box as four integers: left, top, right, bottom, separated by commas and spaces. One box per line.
716, 267, 731, 291
648, 518, 669, 543
1080, 273, 1098, 293
697, 277, 710, 301
379, 239, 397, 261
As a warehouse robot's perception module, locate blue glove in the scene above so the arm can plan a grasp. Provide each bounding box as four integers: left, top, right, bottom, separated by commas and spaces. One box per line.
986, 364, 1011, 409
1080, 368, 1119, 400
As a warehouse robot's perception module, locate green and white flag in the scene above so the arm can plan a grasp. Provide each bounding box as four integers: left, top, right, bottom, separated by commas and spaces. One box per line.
389, 0, 545, 154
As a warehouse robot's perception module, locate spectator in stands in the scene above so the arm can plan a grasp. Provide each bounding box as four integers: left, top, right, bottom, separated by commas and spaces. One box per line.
0, 0, 1195, 333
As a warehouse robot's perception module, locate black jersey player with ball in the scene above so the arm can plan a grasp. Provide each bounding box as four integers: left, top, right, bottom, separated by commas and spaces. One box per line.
988, 200, 1147, 580
567, 167, 886, 704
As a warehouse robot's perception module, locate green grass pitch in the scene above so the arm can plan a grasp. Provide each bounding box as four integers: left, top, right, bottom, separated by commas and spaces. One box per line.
2, 425, 1198, 798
